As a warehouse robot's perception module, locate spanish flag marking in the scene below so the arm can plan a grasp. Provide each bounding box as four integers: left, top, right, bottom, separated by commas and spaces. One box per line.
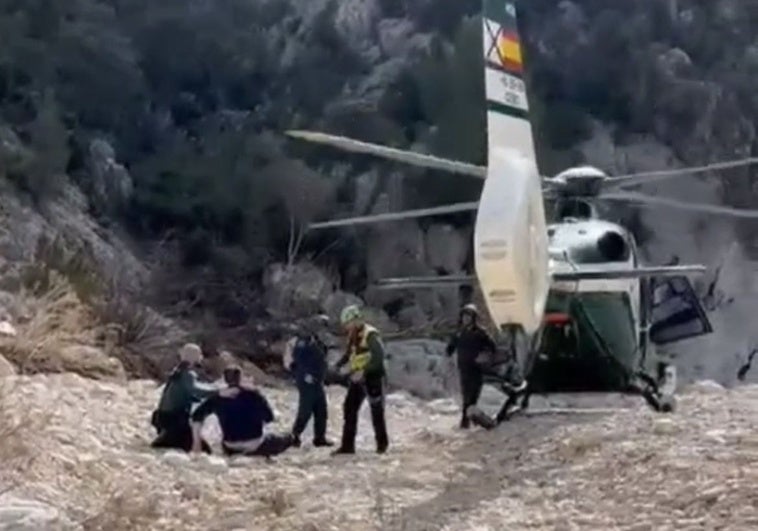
496, 31, 522, 74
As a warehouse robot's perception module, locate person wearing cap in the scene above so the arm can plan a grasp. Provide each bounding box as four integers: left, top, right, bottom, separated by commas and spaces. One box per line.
290, 316, 334, 448
332, 305, 389, 455
150, 343, 219, 452
446, 304, 497, 429
190, 365, 295, 457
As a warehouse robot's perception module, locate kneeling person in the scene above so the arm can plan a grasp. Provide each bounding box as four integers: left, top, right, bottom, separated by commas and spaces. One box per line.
151, 343, 217, 453
190, 366, 294, 457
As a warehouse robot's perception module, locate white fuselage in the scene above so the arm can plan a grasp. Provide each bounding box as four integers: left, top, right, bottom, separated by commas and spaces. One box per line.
548, 218, 641, 338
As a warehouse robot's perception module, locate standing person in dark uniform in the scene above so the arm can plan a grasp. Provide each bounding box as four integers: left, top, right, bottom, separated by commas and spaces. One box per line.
446, 304, 497, 429
290, 316, 334, 448
332, 305, 389, 455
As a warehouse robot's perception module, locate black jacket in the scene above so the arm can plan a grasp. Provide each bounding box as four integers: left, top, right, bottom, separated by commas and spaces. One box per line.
191, 388, 274, 443
292, 334, 328, 384
446, 323, 496, 366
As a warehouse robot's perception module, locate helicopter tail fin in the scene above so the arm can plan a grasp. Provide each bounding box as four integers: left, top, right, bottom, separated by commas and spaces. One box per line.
482, 0, 537, 165
473, 2, 548, 336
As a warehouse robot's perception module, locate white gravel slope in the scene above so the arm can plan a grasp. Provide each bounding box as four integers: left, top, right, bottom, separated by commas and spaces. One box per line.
1, 374, 757, 530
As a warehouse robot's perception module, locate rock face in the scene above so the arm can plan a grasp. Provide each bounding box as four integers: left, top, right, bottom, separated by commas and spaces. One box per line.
385, 339, 457, 399
263, 262, 335, 318
0, 177, 148, 294
86, 138, 134, 215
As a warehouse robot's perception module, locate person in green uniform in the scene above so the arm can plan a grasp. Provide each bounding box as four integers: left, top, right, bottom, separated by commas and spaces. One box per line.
332, 305, 389, 455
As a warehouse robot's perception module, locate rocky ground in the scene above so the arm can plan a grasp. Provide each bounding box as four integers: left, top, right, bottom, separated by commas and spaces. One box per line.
0, 373, 757, 530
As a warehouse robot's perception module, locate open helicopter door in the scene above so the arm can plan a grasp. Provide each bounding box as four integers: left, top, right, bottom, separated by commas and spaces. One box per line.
646, 274, 713, 345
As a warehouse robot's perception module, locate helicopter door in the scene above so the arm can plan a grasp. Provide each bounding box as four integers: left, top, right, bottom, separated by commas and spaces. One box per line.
647, 275, 713, 345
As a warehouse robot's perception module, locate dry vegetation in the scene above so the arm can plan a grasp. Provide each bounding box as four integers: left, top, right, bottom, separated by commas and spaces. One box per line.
0, 236, 187, 380
0, 272, 99, 376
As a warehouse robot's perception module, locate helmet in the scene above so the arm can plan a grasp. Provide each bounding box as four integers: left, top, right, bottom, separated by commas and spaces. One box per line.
340, 305, 362, 325
460, 303, 478, 316
179, 343, 203, 364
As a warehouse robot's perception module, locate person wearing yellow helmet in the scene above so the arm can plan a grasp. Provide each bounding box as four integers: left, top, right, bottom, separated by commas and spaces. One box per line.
331, 304, 389, 455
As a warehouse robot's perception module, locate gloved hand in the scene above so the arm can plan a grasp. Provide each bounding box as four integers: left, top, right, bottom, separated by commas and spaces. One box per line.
349, 371, 364, 384
304, 374, 315, 384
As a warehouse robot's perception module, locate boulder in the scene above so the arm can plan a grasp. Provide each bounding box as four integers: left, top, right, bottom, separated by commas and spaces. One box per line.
0, 322, 16, 337
196, 454, 229, 474
161, 451, 192, 467
86, 138, 134, 214
424, 224, 469, 274
263, 262, 335, 318
384, 339, 456, 399
0, 496, 74, 530
0, 354, 15, 377
58, 345, 126, 380
395, 304, 429, 329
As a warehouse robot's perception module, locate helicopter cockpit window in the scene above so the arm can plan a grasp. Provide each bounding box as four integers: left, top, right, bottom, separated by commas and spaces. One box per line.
557, 199, 593, 220
567, 231, 630, 263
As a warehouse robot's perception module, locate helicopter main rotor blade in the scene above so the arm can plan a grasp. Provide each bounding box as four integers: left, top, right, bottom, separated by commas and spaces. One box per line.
603, 157, 758, 192
600, 191, 758, 219
309, 202, 479, 230
373, 274, 476, 289
286, 130, 487, 178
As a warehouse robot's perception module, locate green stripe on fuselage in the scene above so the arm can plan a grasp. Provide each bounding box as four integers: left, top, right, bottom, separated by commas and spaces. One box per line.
486, 99, 529, 120
484, 0, 518, 28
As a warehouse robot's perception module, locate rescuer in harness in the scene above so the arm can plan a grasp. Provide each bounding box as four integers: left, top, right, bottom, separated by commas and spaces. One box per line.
446, 304, 497, 429
332, 305, 389, 455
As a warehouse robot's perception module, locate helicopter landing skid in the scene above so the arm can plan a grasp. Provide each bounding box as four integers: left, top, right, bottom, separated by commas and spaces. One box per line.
468, 375, 677, 431
466, 380, 531, 430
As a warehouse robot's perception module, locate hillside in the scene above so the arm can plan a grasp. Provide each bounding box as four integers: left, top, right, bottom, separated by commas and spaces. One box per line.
3, 0, 758, 372
1, 372, 757, 530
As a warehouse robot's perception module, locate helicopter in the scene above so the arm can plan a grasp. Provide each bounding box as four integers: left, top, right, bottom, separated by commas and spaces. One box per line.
285, 0, 758, 425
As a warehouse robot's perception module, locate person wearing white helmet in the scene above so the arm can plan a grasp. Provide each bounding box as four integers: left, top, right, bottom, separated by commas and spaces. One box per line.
150, 343, 219, 452
331, 304, 389, 455
446, 304, 497, 429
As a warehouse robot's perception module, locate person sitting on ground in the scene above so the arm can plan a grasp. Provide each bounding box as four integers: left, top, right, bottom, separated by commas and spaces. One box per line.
190, 364, 295, 457
150, 343, 220, 453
